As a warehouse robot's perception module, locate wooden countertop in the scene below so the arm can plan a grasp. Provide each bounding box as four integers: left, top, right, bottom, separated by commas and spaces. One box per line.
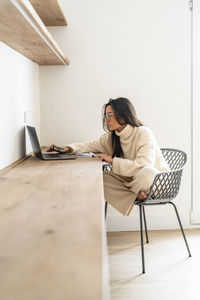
0, 156, 109, 300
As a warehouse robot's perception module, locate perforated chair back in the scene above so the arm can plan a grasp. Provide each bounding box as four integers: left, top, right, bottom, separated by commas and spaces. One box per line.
137, 148, 187, 204
161, 148, 187, 170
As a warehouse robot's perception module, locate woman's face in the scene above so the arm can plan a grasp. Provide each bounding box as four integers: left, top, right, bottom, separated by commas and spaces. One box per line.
105, 105, 126, 132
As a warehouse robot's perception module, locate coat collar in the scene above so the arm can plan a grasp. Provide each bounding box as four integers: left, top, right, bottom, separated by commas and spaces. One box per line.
115, 124, 134, 139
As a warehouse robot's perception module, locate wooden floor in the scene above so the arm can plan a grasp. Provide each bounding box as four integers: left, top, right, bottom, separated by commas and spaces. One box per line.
107, 229, 200, 300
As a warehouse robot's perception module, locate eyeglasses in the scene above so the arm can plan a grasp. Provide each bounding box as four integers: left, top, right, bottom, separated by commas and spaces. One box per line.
104, 112, 114, 120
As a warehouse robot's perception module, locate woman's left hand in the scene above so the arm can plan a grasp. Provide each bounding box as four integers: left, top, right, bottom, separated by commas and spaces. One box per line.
95, 153, 113, 164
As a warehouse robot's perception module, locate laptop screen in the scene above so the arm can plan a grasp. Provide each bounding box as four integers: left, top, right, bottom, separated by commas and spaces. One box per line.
26, 126, 43, 159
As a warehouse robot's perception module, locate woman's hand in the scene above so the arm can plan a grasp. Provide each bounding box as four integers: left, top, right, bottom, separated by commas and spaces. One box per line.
46, 144, 70, 153
95, 153, 113, 164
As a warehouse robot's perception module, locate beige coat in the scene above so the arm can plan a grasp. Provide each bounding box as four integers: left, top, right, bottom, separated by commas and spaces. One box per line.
69, 125, 170, 216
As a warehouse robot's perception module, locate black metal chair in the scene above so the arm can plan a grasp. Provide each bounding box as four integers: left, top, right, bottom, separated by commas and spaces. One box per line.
104, 148, 192, 273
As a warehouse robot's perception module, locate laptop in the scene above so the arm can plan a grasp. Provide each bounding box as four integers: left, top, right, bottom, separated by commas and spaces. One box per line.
26, 126, 77, 161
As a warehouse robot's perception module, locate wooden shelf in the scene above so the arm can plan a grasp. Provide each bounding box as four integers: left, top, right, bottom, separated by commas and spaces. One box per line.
30, 0, 67, 26
0, 0, 70, 65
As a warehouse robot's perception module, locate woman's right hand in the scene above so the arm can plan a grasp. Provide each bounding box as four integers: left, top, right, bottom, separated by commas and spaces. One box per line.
46, 144, 70, 153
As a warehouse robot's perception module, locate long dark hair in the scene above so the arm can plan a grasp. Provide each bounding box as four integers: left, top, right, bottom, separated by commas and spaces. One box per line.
102, 97, 143, 158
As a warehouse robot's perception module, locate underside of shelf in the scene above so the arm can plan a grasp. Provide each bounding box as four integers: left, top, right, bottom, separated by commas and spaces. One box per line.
30, 0, 67, 26
0, 0, 70, 65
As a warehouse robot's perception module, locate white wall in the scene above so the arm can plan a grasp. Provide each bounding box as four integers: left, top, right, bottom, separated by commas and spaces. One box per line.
0, 42, 40, 170
40, 0, 194, 230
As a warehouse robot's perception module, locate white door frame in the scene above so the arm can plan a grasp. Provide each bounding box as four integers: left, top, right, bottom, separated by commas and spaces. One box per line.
191, 0, 200, 224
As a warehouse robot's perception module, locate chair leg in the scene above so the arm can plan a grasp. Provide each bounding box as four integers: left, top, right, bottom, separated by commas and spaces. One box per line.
105, 201, 108, 220
142, 206, 149, 243
139, 205, 145, 273
169, 202, 192, 257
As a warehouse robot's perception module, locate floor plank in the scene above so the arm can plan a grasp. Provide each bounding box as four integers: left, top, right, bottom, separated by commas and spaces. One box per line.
107, 229, 200, 300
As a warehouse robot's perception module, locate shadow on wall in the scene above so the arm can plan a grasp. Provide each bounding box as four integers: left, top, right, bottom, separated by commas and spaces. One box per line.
16, 127, 26, 158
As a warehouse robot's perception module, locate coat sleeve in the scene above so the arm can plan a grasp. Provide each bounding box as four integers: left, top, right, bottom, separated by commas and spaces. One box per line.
68, 133, 112, 154
112, 129, 157, 177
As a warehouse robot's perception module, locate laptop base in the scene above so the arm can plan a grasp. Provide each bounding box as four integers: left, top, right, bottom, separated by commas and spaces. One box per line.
42, 153, 76, 160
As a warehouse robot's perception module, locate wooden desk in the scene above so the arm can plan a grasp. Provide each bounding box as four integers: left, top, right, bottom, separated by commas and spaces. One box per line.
0, 156, 110, 300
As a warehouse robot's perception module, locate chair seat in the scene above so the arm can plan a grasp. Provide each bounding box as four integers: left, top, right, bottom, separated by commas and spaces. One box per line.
135, 199, 170, 206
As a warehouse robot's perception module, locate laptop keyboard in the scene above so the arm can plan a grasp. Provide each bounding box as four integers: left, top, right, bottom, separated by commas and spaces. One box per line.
43, 153, 63, 158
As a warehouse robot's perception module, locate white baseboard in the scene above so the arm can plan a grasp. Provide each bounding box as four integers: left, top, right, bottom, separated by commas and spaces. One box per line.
106, 208, 198, 232
190, 210, 200, 224
106, 215, 181, 232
